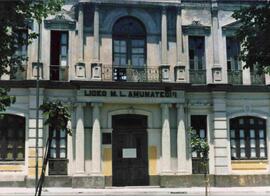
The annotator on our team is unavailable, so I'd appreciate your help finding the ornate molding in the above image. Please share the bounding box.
[44,14,76,30]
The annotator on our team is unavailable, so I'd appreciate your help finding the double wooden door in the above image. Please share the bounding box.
[112,115,149,186]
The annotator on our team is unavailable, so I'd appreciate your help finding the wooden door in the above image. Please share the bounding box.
[112,115,149,186]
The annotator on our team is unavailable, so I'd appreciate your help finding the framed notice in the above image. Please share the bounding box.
[122,148,137,158]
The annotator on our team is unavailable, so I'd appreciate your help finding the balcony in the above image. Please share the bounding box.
[251,71,265,85]
[189,69,206,84]
[102,65,161,82]
[50,65,69,81]
[228,70,242,85]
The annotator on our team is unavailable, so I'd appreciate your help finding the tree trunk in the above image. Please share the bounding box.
[35,135,52,196]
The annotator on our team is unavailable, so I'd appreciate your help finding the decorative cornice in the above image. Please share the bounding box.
[182,21,211,35]
[44,14,76,30]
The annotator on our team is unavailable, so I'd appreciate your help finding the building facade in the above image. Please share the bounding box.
[0,0,270,187]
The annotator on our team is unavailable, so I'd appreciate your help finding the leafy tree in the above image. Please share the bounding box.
[232,3,270,73]
[37,100,71,196]
[0,0,63,111]
[189,128,209,196]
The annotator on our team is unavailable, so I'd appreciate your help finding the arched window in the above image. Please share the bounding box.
[230,116,267,160]
[0,114,25,161]
[112,17,146,68]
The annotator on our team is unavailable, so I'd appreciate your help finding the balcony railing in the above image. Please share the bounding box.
[50,65,69,81]
[251,72,265,85]
[228,70,242,85]
[102,65,161,82]
[189,69,206,84]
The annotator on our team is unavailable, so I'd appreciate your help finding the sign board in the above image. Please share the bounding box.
[122,148,137,158]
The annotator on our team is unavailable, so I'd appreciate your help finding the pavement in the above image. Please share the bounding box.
[1,186,270,195]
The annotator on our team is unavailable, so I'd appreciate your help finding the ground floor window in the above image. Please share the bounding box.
[48,128,68,175]
[0,114,25,161]
[230,116,267,160]
[191,115,208,174]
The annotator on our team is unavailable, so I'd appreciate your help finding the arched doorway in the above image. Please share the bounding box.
[112,114,149,186]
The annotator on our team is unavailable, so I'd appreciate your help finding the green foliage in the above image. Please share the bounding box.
[189,128,209,160]
[0,0,64,77]
[40,100,71,135]
[232,3,270,73]
[0,88,16,112]
[0,0,63,112]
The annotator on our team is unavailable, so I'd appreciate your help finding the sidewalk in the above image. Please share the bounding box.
[1,186,270,195]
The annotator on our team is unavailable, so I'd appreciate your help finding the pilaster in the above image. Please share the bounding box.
[212,92,229,175]
[160,103,172,174]
[91,103,103,175]
[175,7,186,82]
[78,3,84,62]
[176,104,188,174]
[75,103,85,174]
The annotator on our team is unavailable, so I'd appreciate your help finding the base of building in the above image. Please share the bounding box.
[1,175,270,188]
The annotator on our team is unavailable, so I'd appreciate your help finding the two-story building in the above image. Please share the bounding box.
[0,0,270,187]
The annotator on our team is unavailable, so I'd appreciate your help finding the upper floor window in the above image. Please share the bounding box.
[188,36,206,84]
[50,31,69,81]
[226,37,240,71]
[0,114,25,161]
[12,29,28,80]
[230,116,267,160]
[188,36,205,70]
[113,17,146,68]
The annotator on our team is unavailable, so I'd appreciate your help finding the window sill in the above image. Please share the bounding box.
[231,160,268,163]
[0,161,25,165]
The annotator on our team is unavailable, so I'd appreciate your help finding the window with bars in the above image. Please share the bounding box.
[0,114,25,161]
[230,116,267,160]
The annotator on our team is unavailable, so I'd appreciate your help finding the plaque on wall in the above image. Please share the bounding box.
[122,148,137,158]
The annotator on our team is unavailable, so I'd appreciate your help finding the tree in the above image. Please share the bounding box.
[38,100,71,196]
[0,0,63,111]
[189,128,209,196]
[232,3,270,73]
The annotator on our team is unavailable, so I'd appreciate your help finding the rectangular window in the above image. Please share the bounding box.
[50,31,69,80]
[226,37,240,70]
[188,36,205,70]
[49,129,67,159]
[191,115,208,174]
[12,29,28,80]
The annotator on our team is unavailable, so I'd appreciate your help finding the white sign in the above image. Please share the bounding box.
[122,148,137,158]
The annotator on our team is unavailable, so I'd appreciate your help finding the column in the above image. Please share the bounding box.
[161,104,171,173]
[161,7,168,65]
[211,7,222,82]
[93,4,100,62]
[176,104,188,173]
[75,103,85,174]
[175,7,186,82]
[212,92,229,174]
[78,3,84,61]
[91,103,102,174]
